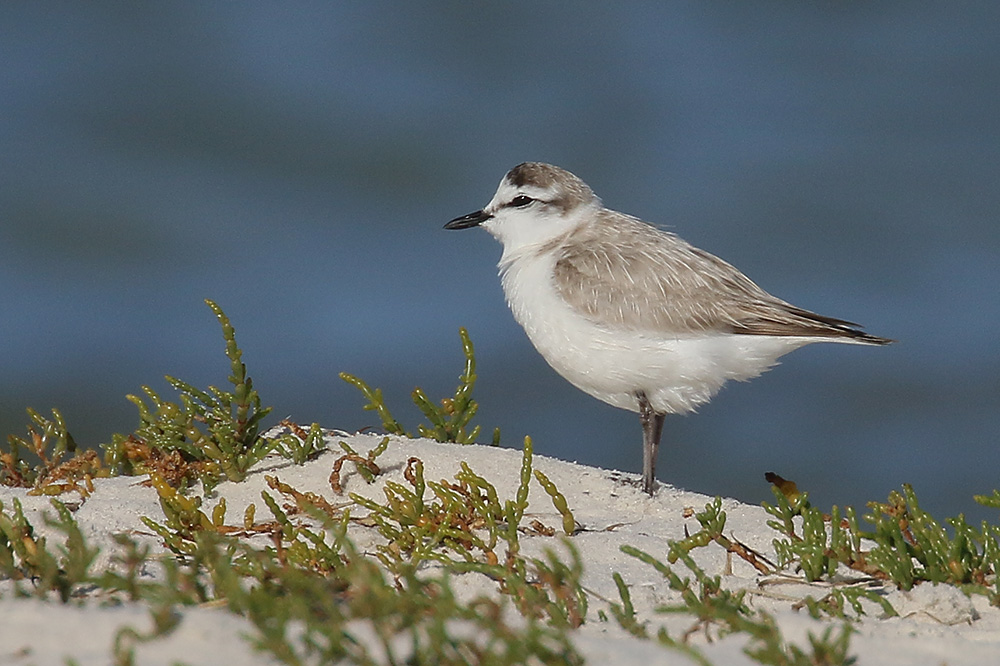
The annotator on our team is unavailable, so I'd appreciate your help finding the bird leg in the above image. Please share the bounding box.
[637,391,665,495]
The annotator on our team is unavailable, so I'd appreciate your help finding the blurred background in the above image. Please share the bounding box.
[2,3,997,519]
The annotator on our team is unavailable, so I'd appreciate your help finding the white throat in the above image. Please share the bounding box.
[484,200,599,268]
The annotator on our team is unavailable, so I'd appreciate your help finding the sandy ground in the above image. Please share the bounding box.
[2,433,998,665]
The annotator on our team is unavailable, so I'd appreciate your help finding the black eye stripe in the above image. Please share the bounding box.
[508,195,535,208]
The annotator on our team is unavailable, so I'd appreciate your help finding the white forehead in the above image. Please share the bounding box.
[485,178,552,210]
[484,163,598,214]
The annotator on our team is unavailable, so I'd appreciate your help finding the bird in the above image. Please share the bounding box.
[444,162,892,495]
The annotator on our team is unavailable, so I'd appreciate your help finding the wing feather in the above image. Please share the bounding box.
[550,212,891,344]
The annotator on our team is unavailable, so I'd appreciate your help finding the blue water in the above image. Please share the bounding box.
[2,4,998,521]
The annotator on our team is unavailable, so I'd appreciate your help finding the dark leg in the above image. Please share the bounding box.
[637,391,665,495]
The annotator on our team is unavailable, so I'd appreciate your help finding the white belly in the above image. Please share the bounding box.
[499,255,817,415]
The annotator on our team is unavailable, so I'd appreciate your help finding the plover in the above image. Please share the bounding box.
[445,162,892,495]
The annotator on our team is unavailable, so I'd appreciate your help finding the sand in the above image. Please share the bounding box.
[2,432,998,665]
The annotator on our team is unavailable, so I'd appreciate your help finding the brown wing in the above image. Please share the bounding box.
[551,212,892,344]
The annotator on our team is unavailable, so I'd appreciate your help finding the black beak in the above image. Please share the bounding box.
[444,210,492,230]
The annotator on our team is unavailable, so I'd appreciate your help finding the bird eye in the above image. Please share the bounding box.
[509,195,534,208]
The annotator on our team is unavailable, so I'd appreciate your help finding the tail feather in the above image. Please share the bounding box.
[733,304,895,344]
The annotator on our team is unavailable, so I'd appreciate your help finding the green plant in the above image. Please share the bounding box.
[764,481,1000,604]
[340,327,500,445]
[329,435,390,491]
[617,545,858,666]
[533,469,577,536]
[267,420,328,465]
[863,485,1000,594]
[764,489,872,583]
[0,497,100,601]
[130,450,587,664]
[670,496,775,574]
[795,586,896,621]
[103,300,275,490]
[346,436,552,569]
[2,408,104,496]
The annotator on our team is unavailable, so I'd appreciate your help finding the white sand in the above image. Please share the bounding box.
[2,433,999,665]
